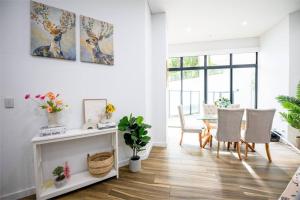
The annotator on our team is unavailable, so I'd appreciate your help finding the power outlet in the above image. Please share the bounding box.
[4,98,14,109]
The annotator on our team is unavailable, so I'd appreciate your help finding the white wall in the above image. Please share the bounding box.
[151,13,167,146]
[289,10,300,97]
[168,37,259,57]
[259,17,290,135]
[0,0,154,198]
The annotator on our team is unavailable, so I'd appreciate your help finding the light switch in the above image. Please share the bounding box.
[4,98,14,109]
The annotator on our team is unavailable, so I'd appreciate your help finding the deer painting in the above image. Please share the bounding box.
[30,2,76,60]
[80,16,114,65]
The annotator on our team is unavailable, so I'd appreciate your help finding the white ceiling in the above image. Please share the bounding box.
[148,0,300,44]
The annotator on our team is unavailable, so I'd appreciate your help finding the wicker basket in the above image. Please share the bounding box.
[87,152,114,176]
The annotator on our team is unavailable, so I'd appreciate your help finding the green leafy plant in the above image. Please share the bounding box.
[276,82,300,130]
[215,97,231,108]
[118,114,151,160]
[52,166,65,181]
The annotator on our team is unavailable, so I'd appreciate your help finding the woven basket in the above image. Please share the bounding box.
[87,152,114,176]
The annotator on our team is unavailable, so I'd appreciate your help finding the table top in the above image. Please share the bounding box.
[197,114,246,121]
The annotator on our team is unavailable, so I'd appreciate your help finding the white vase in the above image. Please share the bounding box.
[47,112,61,128]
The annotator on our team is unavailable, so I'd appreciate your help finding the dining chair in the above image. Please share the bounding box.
[213,108,244,160]
[178,105,204,148]
[203,104,217,115]
[243,109,276,162]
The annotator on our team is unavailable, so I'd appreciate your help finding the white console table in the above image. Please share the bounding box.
[31,128,119,200]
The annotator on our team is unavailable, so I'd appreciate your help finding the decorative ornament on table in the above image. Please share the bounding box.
[102,103,116,123]
[64,162,71,179]
[214,97,231,108]
[25,92,68,127]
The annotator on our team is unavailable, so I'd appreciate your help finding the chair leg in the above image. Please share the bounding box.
[198,133,202,149]
[237,142,242,161]
[265,143,272,163]
[234,142,237,150]
[210,135,213,148]
[227,142,231,150]
[245,142,248,160]
[252,143,255,151]
[217,141,220,158]
[180,131,184,145]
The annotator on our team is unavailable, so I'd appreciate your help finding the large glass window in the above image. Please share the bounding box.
[167,53,257,118]
[207,69,230,104]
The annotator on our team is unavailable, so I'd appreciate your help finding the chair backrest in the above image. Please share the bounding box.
[217,108,244,142]
[203,104,217,115]
[228,104,240,109]
[177,105,185,129]
[244,109,276,143]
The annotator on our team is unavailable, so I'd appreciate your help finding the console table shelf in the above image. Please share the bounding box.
[32,128,119,200]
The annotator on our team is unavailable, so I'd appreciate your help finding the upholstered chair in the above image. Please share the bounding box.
[214,108,244,160]
[178,105,204,148]
[243,109,276,162]
[228,104,240,109]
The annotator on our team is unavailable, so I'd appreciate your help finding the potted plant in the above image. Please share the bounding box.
[118,114,151,172]
[105,103,116,120]
[214,97,231,108]
[25,92,68,127]
[52,166,67,188]
[276,82,300,148]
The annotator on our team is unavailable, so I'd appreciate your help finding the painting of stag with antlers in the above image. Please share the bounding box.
[30,1,76,60]
[80,16,114,65]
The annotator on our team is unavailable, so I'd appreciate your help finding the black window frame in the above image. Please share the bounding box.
[168,52,258,115]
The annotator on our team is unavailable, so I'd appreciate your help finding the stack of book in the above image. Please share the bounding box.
[39,126,67,137]
[97,122,116,130]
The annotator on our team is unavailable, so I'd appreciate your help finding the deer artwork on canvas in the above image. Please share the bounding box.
[81,16,114,65]
[31,2,75,59]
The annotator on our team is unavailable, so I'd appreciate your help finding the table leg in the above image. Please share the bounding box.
[202,120,212,148]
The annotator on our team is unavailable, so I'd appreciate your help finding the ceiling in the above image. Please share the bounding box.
[148,0,300,44]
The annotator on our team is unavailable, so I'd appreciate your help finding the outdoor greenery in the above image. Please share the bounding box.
[118,114,151,160]
[276,82,300,130]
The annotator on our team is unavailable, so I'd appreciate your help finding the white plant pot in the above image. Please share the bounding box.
[47,112,61,128]
[296,137,300,149]
[54,178,67,188]
[129,158,141,172]
[288,126,300,148]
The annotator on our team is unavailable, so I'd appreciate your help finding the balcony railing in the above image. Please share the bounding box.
[168,90,239,117]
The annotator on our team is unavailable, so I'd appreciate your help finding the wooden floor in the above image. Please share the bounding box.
[24,128,300,200]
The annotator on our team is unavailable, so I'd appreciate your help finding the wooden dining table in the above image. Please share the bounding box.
[197,114,251,149]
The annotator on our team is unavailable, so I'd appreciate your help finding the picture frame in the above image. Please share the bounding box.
[83,99,107,124]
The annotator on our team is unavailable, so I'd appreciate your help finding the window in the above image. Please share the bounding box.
[207,69,230,104]
[183,70,204,115]
[167,57,180,68]
[167,53,258,118]
[232,53,256,65]
[183,56,204,67]
[207,54,229,66]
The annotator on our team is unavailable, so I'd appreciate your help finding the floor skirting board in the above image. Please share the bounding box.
[152,142,167,147]
[1,187,35,200]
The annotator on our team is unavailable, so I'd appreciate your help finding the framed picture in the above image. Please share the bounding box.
[30,1,76,60]
[83,99,107,124]
[80,15,114,65]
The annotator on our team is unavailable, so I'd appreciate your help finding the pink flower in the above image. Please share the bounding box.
[24,94,30,99]
[35,94,41,98]
[40,96,45,100]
